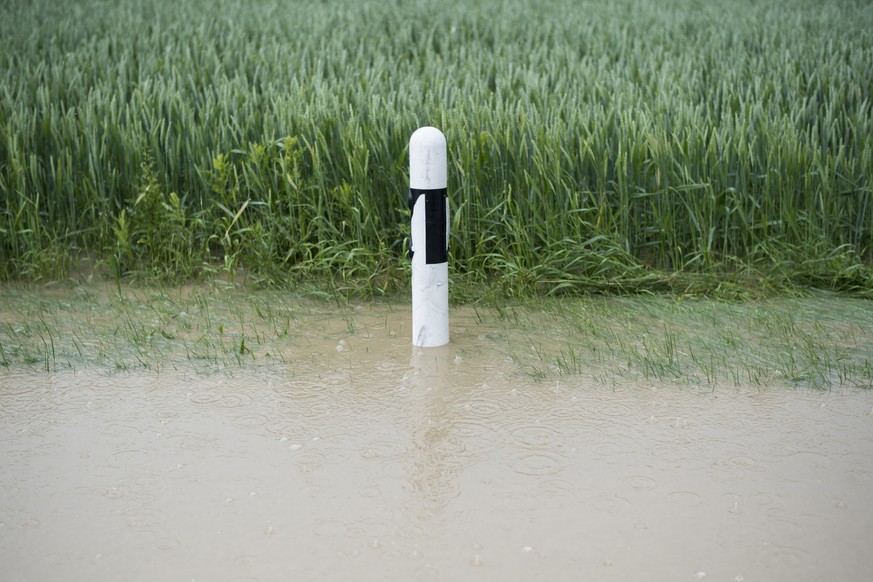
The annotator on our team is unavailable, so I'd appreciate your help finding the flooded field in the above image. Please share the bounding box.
[1,288,872,581]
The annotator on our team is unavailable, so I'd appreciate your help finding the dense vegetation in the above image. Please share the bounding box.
[1,0,871,296]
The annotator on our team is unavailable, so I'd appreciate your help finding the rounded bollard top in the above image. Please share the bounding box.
[409,126,447,190]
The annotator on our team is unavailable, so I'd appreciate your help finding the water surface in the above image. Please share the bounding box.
[2,305,873,581]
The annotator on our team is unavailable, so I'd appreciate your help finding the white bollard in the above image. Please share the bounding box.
[409,126,449,347]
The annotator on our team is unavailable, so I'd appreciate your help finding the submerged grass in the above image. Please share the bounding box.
[0,284,870,390]
[0,284,329,374]
[494,292,873,388]
[1,0,872,295]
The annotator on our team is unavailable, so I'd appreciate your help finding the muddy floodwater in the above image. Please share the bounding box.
[1,291,873,581]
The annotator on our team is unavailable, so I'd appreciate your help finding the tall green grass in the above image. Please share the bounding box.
[1,0,871,295]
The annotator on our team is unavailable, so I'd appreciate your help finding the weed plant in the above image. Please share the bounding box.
[1,0,871,295]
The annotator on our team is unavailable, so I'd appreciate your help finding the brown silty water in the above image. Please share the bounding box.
[1,299,873,581]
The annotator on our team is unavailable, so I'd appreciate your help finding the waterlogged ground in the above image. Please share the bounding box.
[1,287,873,581]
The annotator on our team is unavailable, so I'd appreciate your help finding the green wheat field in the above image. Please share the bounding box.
[1,0,871,297]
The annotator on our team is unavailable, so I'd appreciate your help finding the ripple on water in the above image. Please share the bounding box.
[429,435,469,457]
[273,374,349,402]
[338,546,361,558]
[539,476,580,495]
[361,440,408,459]
[111,448,148,464]
[313,519,350,537]
[726,455,762,471]
[230,413,270,429]
[155,407,179,420]
[546,404,579,421]
[272,382,327,402]
[776,426,833,451]
[757,544,812,569]
[666,490,702,508]
[451,420,494,440]
[397,523,426,539]
[624,475,658,491]
[298,400,334,419]
[591,441,631,457]
[0,377,41,396]
[375,361,406,374]
[163,430,220,453]
[263,420,305,437]
[96,487,125,500]
[345,517,397,538]
[649,441,696,464]
[512,451,568,476]
[108,477,160,505]
[593,401,634,418]
[591,491,632,515]
[188,391,252,408]
[841,467,873,486]
[154,537,180,551]
[509,425,564,449]
[292,451,326,473]
[123,507,167,529]
[357,485,383,498]
[402,479,463,511]
[24,399,59,413]
[233,554,258,568]
[32,441,64,455]
[779,450,832,472]
[105,418,150,437]
[458,398,504,420]
[379,546,405,560]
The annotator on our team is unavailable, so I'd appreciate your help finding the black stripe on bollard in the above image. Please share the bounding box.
[409,188,448,264]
